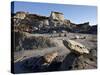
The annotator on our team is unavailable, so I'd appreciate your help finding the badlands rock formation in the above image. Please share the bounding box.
[12,11,97,73]
[50,11,64,21]
[12,11,97,34]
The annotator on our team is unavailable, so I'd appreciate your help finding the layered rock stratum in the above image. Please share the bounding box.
[12,11,97,34]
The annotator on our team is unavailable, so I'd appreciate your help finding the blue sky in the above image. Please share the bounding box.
[11,1,97,25]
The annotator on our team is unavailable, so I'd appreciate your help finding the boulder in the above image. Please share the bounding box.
[43,51,58,64]
[74,35,80,39]
[74,35,86,39]
[63,39,89,55]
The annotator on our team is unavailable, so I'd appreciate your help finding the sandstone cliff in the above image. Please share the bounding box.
[12,11,97,34]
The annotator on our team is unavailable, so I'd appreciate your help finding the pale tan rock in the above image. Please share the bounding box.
[50,11,64,21]
[15,12,28,19]
[43,19,49,26]
[64,19,71,25]
[43,51,58,64]
[63,39,89,54]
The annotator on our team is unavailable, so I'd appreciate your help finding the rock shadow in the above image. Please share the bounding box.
[14,56,62,74]
[60,52,79,70]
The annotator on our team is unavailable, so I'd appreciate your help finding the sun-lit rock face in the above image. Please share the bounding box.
[15,12,28,19]
[64,19,71,26]
[50,11,64,21]
[12,11,96,34]
[49,11,65,27]
[43,51,58,64]
[63,40,89,55]
[43,19,49,26]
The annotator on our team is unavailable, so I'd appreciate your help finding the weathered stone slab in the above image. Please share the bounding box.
[63,39,89,54]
